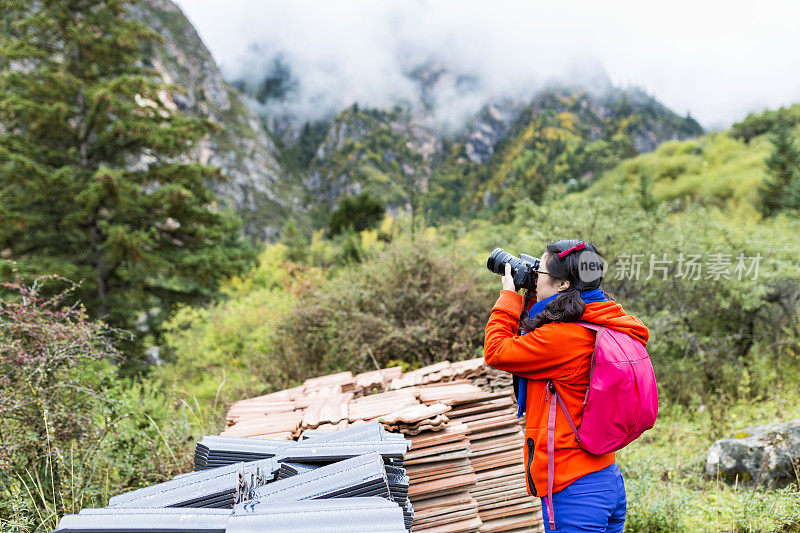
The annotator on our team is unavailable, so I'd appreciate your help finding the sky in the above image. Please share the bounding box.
[173,0,800,131]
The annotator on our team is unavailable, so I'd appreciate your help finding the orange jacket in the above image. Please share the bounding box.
[484,290,649,496]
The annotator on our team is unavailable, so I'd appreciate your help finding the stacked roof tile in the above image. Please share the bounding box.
[55,358,542,532]
[223,357,543,532]
[55,422,411,532]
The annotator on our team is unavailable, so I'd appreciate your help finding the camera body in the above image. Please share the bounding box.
[486,248,541,291]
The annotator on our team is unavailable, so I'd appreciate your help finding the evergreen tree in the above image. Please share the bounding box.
[328,192,385,237]
[0,0,255,370]
[281,217,309,263]
[760,119,800,215]
[638,174,658,212]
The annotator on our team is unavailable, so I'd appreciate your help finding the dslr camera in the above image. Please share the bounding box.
[486,248,541,291]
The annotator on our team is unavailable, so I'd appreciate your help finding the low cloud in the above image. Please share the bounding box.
[176,0,800,130]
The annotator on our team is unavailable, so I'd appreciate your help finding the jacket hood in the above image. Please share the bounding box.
[581,301,649,345]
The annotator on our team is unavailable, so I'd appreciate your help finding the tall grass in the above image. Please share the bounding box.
[619,394,800,532]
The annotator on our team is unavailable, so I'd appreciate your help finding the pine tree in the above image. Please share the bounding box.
[759,119,800,215]
[638,174,658,212]
[0,0,255,369]
[327,192,385,237]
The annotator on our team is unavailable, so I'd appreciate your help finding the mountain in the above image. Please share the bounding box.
[265,65,704,225]
[581,103,800,216]
[1,1,707,237]
[129,0,294,240]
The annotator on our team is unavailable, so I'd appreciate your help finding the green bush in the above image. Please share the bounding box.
[273,235,494,381]
[0,272,120,526]
[730,104,800,143]
[155,244,309,403]
[0,272,197,531]
[583,132,771,217]
[328,192,386,237]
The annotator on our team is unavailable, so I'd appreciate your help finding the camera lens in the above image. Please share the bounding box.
[487,248,516,275]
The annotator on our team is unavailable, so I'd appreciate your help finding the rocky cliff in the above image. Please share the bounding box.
[129,0,292,240]
[292,68,703,221]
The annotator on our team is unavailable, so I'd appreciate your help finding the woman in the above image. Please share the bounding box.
[484,239,649,532]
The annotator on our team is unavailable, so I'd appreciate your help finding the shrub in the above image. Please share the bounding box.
[0,271,120,525]
[274,236,493,381]
[156,244,318,402]
[328,193,386,237]
[0,270,197,530]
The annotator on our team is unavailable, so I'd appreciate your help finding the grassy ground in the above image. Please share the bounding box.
[618,391,800,532]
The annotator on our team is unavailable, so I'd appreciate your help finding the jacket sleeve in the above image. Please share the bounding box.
[483,290,586,380]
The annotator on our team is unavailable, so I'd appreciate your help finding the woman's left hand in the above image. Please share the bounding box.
[501,263,518,292]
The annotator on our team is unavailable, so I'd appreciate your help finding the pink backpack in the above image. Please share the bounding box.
[542,321,658,530]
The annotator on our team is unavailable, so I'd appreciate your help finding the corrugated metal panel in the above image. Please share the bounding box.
[252,452,390,503]
[109,459,277,509]
[227,497,406,533]
[194,436,287,470]
[278,441,409,463]
[54,508,228,532]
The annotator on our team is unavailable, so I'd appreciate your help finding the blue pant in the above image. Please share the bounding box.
[541,462,626,532]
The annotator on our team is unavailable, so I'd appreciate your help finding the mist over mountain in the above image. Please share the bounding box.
[124,0,705,234]
[229,38,622,144]
[0,0,703,237]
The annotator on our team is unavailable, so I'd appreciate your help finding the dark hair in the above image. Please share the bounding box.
[520,239,610,334]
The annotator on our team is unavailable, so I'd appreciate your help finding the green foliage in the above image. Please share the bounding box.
[273,236,493,382]
[283,120,329,172]
[421,149,487,225]
[306,106,427,227]
[583,132,771,218]
[0,272,119,525]
[155,244,312,402]
[328,192,385,236]
[0,272,198,530]
[0,0,255,371]
[760,119,800,216]
[637,174,657,212]
[619,397,800,532]
[730,104,800,143]
[281,217,310,263]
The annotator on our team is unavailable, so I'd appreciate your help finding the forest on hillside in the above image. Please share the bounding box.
[1,1,799,531]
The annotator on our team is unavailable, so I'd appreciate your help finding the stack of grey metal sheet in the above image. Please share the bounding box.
[194,436,286,470]
[228,497,407,533]
[385,464,413,530]
[54,497,406,533]
[270,447,413,528]
[298,422,413,529]
[253,452,391,501]
[108,459,277,509]
[54,508,230,533]
[55,423,412,532]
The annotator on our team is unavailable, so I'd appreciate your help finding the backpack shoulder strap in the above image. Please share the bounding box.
[574,321,604,385]
[544,379,581,530]
[574,320,606,333]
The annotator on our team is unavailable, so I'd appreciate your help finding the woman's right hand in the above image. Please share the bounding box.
[502,263,518,292]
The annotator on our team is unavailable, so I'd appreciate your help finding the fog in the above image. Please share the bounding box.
[175,0,800,130]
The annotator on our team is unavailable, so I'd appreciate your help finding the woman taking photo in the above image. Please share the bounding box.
[484,239,649,532]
